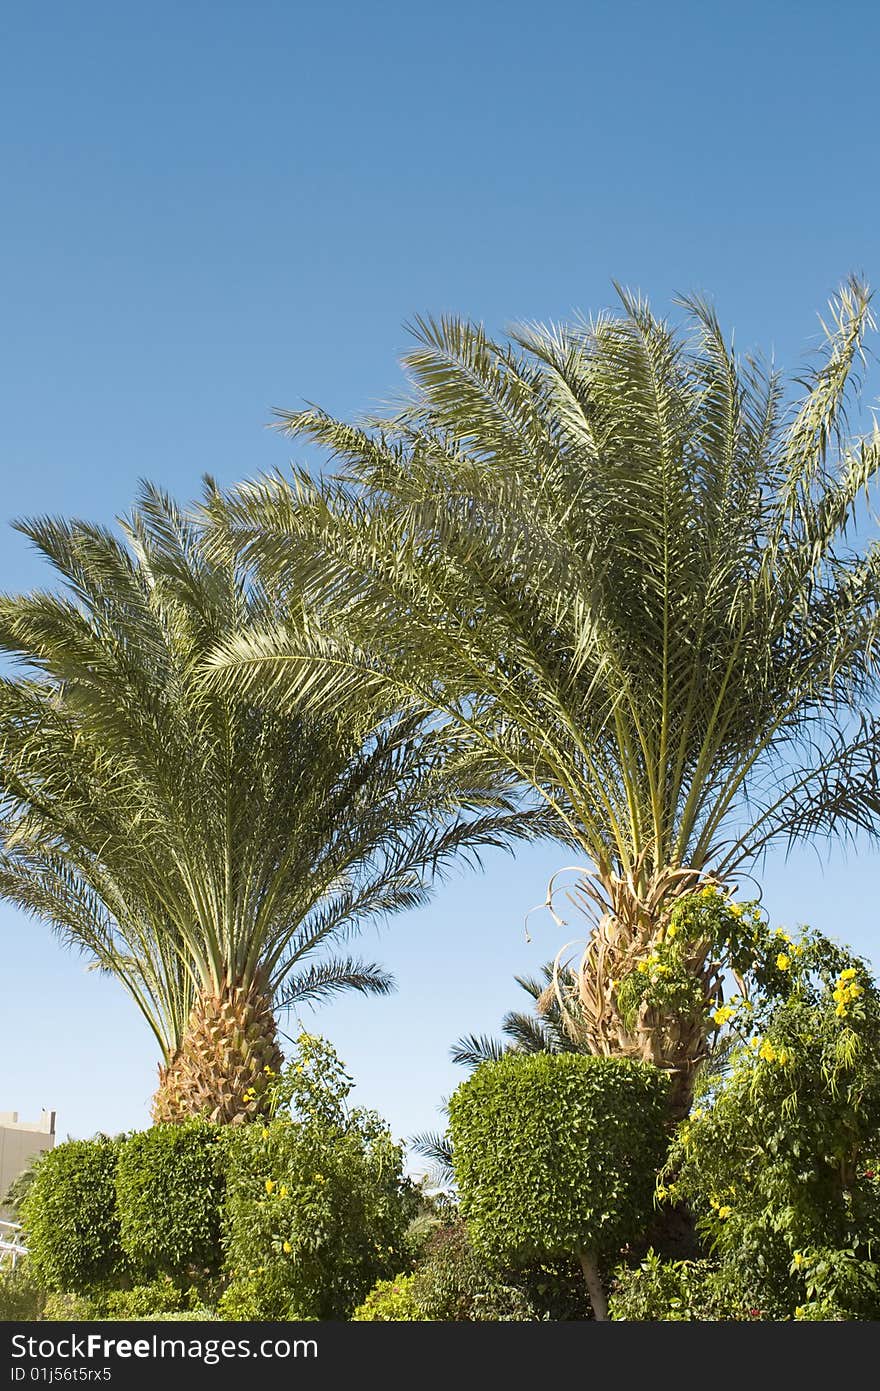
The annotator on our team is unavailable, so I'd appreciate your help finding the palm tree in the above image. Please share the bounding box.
[0,485,549,1124]
[206,279,880,1115]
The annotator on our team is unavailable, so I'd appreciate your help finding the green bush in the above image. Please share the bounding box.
[100,1277,200,1320]
[662,930,880,1320]
[222,1111,413,1320]
[41,1291,97,1320]
[448,1053,668,1319]
[406,1220,584,1321]
[20,1136,128,1294]
[609,1251,743,1321]
[0,1263,46,1320]
[351,1275,425,1321]
[116,1121,227,1280]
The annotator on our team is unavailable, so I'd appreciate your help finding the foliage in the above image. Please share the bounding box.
[0,486,543,1121]
[0,1263,46,1320]
[210,281,880,929]
[659,929,880,1319]
[100,1277,203,1320]
[208,283,880,1103]
[222,1034,417,1320]
[608,1251,745,1321]
[406,1221,582,1321]
[2,1156,39,1218]
[448,1052,668,1317]
[351,1275,426,1321]
[20,1137,128,1295]
[115,1121,228,1280]
[41,1290,96,1320]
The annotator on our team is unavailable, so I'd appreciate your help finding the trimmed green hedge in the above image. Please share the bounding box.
[448,1053,668,1291]
[116,1121,227,1280]
[20,1136,128,1294]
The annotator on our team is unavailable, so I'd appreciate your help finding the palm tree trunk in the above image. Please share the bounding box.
[152,974,283,1124]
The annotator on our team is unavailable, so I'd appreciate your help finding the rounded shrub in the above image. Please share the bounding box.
[20,1136,128,1294]
[115,1121,227,1280]
[448,1052,669,1319]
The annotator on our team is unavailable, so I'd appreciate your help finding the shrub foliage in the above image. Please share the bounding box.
[20,1136,128,1294]
[448,1052,668,1316]
[115,1121,227,1280]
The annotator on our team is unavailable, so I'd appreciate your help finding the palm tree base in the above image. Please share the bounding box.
[152,977,283,1125]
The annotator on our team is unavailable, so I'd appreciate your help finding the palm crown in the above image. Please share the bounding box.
[0,484,545,1122]
[207,279,880,1111]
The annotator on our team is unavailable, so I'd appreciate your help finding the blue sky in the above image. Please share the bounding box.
[2,0,880,1163]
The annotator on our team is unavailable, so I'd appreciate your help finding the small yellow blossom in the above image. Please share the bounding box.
[666,922,679,940]
[759,1040,777,1063]
[314,1173,326,1184]
[265,1178,275,1195]
[714,1005,735,1027]
[282,1241,292,1254]
[840,968,858,981]
[717,1205,732,1219]
[261,1127,270,1140]
[280,1185,289,1198]
[776,953,791,971]
[794,1306,805,1320]
[793,1251,805,1268]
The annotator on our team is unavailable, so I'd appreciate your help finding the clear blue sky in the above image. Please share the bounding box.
[2,0,880,1164]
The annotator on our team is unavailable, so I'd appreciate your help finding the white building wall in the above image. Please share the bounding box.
[0,1111,56,1218]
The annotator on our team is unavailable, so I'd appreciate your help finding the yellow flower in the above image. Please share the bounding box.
[794,1306,805,1320]
[717,1205,732,1219]
[666,922,679,940]
[279,1184,289,1198]
[282,1241,292,1254]
[314,1172,326,1184]
[759,1040,777,1063]
[655,1185,669,1201]
[840,968,858,981]
[793,1251,805,1268]
[637,961,650,974]
[261,1127,270,1140]
[729,903,745,919]
[265,1179,275,1195]
[713,1005,735,1027]
[776,953,791,971]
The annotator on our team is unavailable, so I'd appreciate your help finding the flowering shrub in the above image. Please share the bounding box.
[657,929,880,1319]
[221,1034,416,1320]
